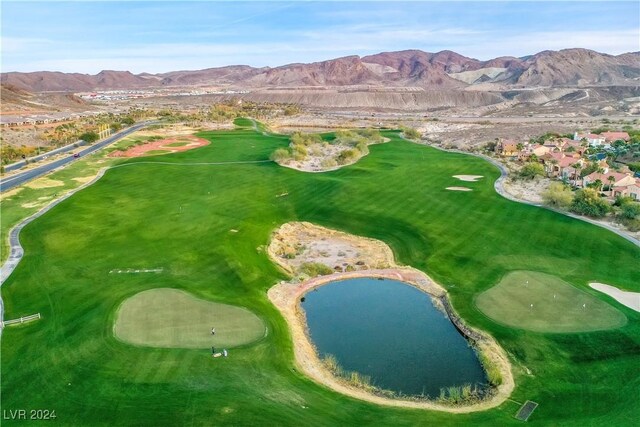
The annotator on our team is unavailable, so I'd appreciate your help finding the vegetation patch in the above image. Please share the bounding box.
[271,129,386,172]
[475,271,627,333]
[114,288,265,349]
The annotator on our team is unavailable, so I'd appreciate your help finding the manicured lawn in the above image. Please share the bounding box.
[2,125,639,426]
[475,271,627,333]
[114,288,266,348]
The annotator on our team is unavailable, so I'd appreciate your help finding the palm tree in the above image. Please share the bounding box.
[589,179,603,193]
[607,175,616,197]
[571,163,582,186]
[548,159,559,177]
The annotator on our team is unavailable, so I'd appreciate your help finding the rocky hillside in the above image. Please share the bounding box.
[1,48,638,93]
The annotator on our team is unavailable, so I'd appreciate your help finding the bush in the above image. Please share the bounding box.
[403,127,421,140]
[519,162,545,179]
[299,262,333,276]
[336,149,360,165]
[270,148,291,162]
[79,131,99,143]
[570,188,611,217]
[542,182,574,209]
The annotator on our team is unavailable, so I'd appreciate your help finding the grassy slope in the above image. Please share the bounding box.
[2,128,639,426]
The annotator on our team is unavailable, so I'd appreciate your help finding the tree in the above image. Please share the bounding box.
[121,116,135,126]
[570,188,611,217]
[79,131,99,143]
[542,182,574,209]
[586,179,604,194]
[571,163,582,186]
[607,175,616,197]
[519,162,545,179]
[516,142,524,152]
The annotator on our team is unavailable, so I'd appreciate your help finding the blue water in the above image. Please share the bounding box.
[302,278,486,397]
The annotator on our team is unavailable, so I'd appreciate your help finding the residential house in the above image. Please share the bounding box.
[542,152,583,180]
[573,132,607,147]
[613,181,640,200]
[495,139,521,156]
[600,131,630,143]
[582,171,636,193]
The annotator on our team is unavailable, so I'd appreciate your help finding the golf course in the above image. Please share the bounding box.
[2,122,639,426]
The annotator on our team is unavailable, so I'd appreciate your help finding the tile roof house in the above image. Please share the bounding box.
[600,131,630,142]
[583,171,636,190]
[613,182,640,200]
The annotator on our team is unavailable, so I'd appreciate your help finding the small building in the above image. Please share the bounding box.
[495,139,521,156]
[613,182,640,200]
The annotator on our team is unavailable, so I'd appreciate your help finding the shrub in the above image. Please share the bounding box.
[270,148,291,162]
[320,158,337,168]
[519,162,545,179]
[479,352,502,386]
[403,127,421,140]
[570,188,611,218]
[336,149,360,165]
[542,182,574,209]
[299,262,333,276]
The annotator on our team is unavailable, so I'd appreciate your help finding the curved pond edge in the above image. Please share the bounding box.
[267,267,514,413]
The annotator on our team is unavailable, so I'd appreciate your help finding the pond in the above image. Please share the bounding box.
[302,278,486,397]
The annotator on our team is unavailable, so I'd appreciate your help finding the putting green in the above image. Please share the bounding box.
[114,288,266,348]
[475,271,627,333]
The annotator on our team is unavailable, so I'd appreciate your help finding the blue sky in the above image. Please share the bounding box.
[1,1,638,73]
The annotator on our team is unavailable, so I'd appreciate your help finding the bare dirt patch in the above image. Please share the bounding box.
[267,221,514,413]
[446,187,473,192]
[590,283,640,312]
[25,178,64,189]
[72,176,96,185]
[110,135,210,158]
[502,177,551,204]
[268,221,394,275]
[453,175,484,182]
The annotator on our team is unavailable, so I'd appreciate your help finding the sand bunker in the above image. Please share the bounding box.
[446,187,473,191]
[453,175,483,182]
[267,221,514,413]
[110,135,209,158]
[590,283,640,312]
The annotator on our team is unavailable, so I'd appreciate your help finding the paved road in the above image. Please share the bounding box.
[4,139,93,173]
[0,121,156,192]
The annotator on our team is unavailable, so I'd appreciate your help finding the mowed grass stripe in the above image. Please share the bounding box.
[2,125,639,426]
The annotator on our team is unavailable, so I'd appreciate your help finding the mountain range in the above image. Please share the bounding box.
[2,48,639,93]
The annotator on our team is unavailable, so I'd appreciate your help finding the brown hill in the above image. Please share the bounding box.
[1,48,638,92]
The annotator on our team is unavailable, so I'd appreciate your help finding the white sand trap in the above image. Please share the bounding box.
[446,187,473,191]
[453,175,484,182]
[590,283,640,312]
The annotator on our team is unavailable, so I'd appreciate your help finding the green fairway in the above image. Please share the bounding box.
[114,288,266,348]
[475,271,627,333]
[164,142,189,147]
[2,124,639,426]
